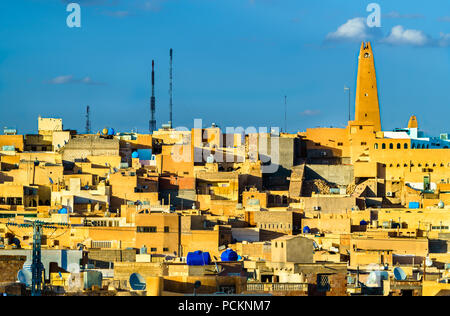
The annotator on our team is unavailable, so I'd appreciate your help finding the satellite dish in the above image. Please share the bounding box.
[393,267,407,281]
[129,273,146,291]
[425,257,433,267]
[67,263,80,274]
[17,269,32,287]
[22,261,32,272]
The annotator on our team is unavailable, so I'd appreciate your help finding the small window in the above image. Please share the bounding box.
[389,143,393,149]
[382,144,386,149]
[397,143,401,149]
[317,274,330,292]
[404,143,408,149]
[164,226,169,233]
[374,143,378,149]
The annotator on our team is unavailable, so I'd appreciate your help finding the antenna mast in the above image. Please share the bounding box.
[85,105,91,134]
[149,60,156,133]
[169,48,173,128]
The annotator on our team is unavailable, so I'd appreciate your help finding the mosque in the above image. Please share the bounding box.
[300,42,450,202]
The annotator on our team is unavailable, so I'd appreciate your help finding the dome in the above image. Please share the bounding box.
[132,151,139,159]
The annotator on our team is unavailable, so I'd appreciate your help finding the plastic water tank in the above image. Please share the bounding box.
[58,208,68,214]
[366,271,389,287]
[221,249,238,262]
[360,220,368,226]
[186,251,211,266]
[107,128,115,136]
[132,151,139,159]
[303,226,311,234]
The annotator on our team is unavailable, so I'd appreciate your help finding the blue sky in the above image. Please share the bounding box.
[0,0,449,135]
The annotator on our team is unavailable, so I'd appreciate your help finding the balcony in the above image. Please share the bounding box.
[246,282,308,292]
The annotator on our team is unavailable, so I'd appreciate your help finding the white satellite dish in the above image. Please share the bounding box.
[67,263,80,274]
[17,269,32,287]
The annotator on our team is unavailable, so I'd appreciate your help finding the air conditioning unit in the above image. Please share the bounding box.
[386,192,394,197]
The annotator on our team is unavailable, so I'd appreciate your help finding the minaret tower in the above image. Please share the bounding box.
[354,42,382,131]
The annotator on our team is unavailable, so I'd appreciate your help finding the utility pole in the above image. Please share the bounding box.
[7,220,70,296]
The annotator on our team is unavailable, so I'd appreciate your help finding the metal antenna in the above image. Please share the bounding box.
[149,60,156,133]
[284,95,287,133]
[169,48,173,128]
[85,105,91,134]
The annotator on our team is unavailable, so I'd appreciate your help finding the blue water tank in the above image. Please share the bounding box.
[186,251,211,266]
[409,202,420,209]
[137,149,152,160]
[360,220,368,226]
[221,249,238,262]
[132,151,139,159]
[107,128,115,136]
[303,226,311,234]
[58,208,68,214]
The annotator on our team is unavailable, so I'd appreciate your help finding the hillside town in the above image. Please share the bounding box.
[0,42,449,296]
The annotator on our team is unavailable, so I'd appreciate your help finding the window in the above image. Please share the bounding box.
[150,248,157,252]
[389,143,393,149]
[137,226,157,233]
[374,143,378,149]
[338,142,343,146]
[164,226,170,233]
[397,143,401,149]
[317,274,330,292]
[382,144,386,149]
[404,143,408,149]
[163,248,169,252]
[361,142,367,146]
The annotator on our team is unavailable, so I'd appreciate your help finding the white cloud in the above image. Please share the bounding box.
[326,17,382,42]
[382,25,430,46]
[46,75,105,85]
[47,75,74,84]
[301,109,321,116]
[384,11,423,19]
[438,32,450,47]
[326,18,368,41]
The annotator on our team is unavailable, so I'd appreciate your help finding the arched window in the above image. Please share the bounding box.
[389,143,393,149]
[374,143,378,149]
[404,143,408,149]
[382,143,386,149]
[397,143,401,149]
